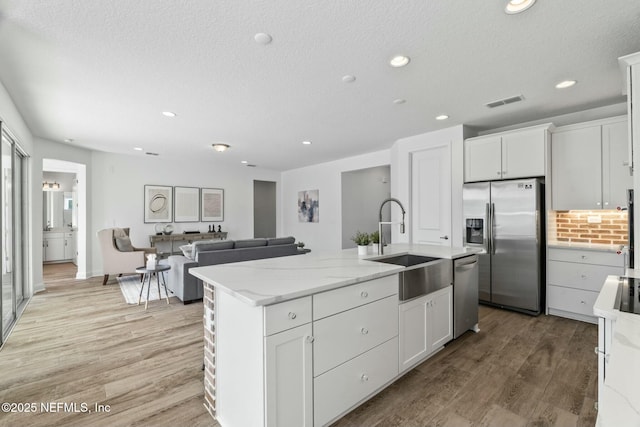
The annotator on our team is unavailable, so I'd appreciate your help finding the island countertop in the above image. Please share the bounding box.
[189,243,481,306]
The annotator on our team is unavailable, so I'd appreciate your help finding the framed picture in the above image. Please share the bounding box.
[201,188,224,221]
[144,185,173,223]
[298,189,319,223]
[174,186,200,222]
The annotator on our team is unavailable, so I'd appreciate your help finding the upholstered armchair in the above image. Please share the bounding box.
[97,228,156,285]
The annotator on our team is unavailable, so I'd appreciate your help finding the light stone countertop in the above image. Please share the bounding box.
[594,272,640,427]
[189,243,481,307]
[548,241,624,253]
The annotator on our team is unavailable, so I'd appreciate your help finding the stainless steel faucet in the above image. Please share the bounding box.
[378,198,406,255]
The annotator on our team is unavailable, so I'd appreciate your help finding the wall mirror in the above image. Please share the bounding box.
[43,191,75,230]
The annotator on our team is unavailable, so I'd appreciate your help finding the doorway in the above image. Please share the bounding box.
[42,159,87,281]
[341,165,391,249]
[253,180,277,238]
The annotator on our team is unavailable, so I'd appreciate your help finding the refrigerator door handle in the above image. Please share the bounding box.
[485,203,491,253]
[490,202,496,255]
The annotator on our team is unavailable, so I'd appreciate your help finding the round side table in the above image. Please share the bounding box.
[135,264,171,309]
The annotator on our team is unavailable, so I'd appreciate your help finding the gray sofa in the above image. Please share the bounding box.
[167,236,303,303]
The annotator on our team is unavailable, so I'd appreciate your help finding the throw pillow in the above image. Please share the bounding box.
[115,236,134,252]
[179,244,194,260]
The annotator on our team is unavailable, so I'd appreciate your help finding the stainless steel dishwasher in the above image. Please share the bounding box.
[453,254,480,338]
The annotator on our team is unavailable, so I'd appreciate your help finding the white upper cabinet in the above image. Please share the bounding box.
[551,117,631,211]
[464,136,502,182]
[464,124,551,182]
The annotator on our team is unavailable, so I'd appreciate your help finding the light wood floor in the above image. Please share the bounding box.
[0,265,597,427]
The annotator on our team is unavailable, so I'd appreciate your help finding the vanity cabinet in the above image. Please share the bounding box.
[398,285,453,373]
[464,124,551,182]
[43,232,64,261]
[547,247,624,323]
[551,117,631,210]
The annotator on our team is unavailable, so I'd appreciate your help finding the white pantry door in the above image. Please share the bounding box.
[411,145,452,246]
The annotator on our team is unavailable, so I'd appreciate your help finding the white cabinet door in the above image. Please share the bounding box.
[411,145,452,246]
[398,286,453,373]
[64,233,76,260]
[428,286,453,353]
[501,127,546,179]
[464,136,502,182]
[265,323,313,427]
[398,295,429,373]
[602,120,632,209]
[551,126,602,210]
[44,236,64,261]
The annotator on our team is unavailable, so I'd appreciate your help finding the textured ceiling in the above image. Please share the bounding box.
[0,0,639,171]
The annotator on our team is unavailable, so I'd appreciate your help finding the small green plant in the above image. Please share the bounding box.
[351,231,370,246]
[370,230,380,244]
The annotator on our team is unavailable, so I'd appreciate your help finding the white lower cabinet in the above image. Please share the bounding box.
[314,337,398,427]
[547,248,624,323]
[265,323,313,427]
[399,285,453,373]
[43,233,64,261]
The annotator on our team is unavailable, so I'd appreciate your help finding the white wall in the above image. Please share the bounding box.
[281,150,391,253]
[89,152,281,277]
[391,125,467,247]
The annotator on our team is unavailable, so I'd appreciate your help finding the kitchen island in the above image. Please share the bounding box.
[190,243,480,427]
[594,272,640,427]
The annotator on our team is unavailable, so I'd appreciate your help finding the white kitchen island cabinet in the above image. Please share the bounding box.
[191,243,481,427]
[464,123,552,182]
[551,117,630,211]
[398,285,453,373]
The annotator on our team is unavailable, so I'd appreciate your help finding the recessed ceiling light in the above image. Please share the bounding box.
[505,0,536,14]
[134,147,143,151]
[241,160,248,164]
[342,75,356,83]
[435,115,449,120]
[393,99,406,105]
[162,111,176,117]
[390,55,410,68]
[212,143,230,152]
[254,33,273,45]
[302,140,312,145]
[555,80,577,89]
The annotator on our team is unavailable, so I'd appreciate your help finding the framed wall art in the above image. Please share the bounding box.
[144,185,173,223]
[298,189,319,223]
[201,188,224,222]
[174,186,200,222]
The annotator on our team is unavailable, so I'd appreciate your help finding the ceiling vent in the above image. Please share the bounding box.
[485,95,524,109]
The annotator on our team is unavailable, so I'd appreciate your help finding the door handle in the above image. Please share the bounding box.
[440,235,449,240]
[457,260,478,270]
[485,203,491,253]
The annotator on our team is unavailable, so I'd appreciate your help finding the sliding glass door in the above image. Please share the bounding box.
[1,125,27,345]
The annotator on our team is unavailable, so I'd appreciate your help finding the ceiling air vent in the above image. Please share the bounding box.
[485,95,525,109]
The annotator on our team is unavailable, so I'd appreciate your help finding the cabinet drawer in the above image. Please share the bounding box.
[314,337,398,427]
[548,260,623,292]
[264,296,312,336]
[547,285,599,317]
[313,275,397,320]
[548,248,623,267]
[313,295,398,376]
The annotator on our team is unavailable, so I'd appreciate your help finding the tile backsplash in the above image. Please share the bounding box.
[549,210,628,245]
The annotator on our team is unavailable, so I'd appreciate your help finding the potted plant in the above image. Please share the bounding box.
[370,230,380,254]
[351,231,370,256]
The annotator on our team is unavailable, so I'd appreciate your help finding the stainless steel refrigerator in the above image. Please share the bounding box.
[462,178,544,315]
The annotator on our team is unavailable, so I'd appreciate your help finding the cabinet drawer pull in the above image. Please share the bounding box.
[360,291,368,298]
[360,327,369,335]
[305,336,315,343]
[288,312,297,320]
[581,274,588,279]
[360,374,369,382]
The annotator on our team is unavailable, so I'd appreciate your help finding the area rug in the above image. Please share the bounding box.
[117,274,171,305]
